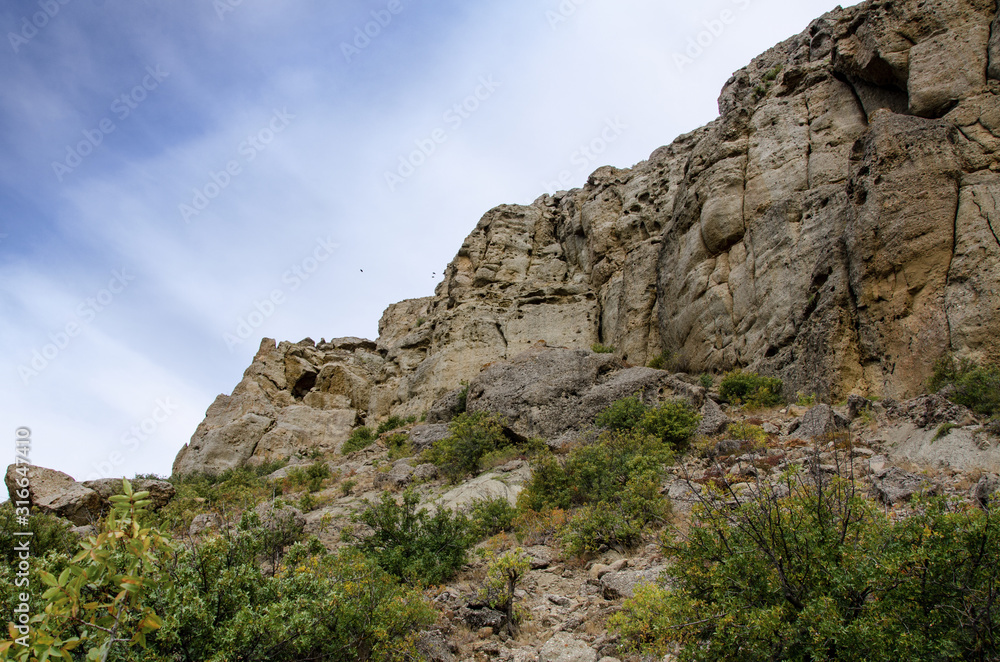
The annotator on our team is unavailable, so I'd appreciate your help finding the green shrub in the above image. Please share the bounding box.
[610,472,1000,661]
[155,467,272,534]
[719,369,784,407]
[376,415,408,435]
[478,548,531,633]
[596,395,700,450]
[929,355,1000,416]
[455,382,469,415]
[468,495,518,539]
[648,350,672,370]
[425,411,516,482]
[386,432,413,460]
[560,474,668,555]
[342,426,376,454]
[347,489,474,585]
[0,502,76,565]
[699,373,714,390]
[591,342,616,354]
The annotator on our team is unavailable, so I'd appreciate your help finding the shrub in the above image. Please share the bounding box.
[478,549,531,633]
[596,395,700,450]
[342,426,376,454]
[376,415,408,435]
[386,432,413,460]
[455,382,469,415]
[284,460,332,492]
[513,508,568,546]
[468,495,518,539]
[347,489,474,585]
[929,355,1000,416]
[0,503,76,565]
[719,369,784,408]
[610,469,1000,661]
[699,373,714,390]
[591,343,616,354]
[425,411,516,482]
[560,474,669,556]
[648,351,672,370]
[154,467,272,534]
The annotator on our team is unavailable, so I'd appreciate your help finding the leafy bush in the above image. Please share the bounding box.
[285,460,332,493]
[455,382,469,415]
[348,489,474,585]
[0,503,76,565]
[478,549,531,633]
[596,395,700,450]
[386,432,413,460]
[468,495,518,539]
[513,507,568,547]
[376,415,410,435]
[519,431,671,554]
[648,351,673,370]
[610,470,1000,661]
[929,355,1000,416]
[699,373,714,390]
[718,369,784,408]
[342,426,376,454]
[591,342,616,354]
[154,467,273,534]
[425,411,518,482]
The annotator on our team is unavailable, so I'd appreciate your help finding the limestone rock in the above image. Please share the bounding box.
[971,474,999,509]
[600,567,664,600]
[990,6,1000,80]
[408,424,451,451]
[890,394,971,429]
[189,512,224,537]
[539,633,598,662]
[83,478,176,511]
[5,465,102,526]
[870,467,941,505]
[466,346,700,441]
[794,404,850,440]
[696,398,730,437]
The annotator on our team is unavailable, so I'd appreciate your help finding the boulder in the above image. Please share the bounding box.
[189,513,224,537]
[426,387,466,424]
[847,395,873,420]
[870,467,941,506]
[696,398,730,437]
[794,404,850,440]
[460,605,506,630]
[254,502,306,537]
[83,478,176,511]
[539,633,598,662]
[5,465,102,526]
[373,462,415,490]
[600,567,663,600]
[412,463,440,482]
[408,424,451,451]
[890,395,970,429]
[971,474,999,510]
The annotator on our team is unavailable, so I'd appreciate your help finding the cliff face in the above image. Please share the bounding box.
[173,0,1000,475]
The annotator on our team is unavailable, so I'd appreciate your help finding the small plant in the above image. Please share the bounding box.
[595,395,700,450]
[342,426,376,454]
[305,460,332,492]
[377,416,408,435]
[513,508,568,546]
[478,548,531,634]
[298,492,318,512]
[929,355,1000,416]
[726,421,768,449]
[699,373,714,390]
[416,317,426,327]
[648,351,673,370]
[719,369,784,408]
[591,342,616,354]
[340,479,357,497]
[347,489,474,585]
[796,391,817,406]
[424,411,517,482]
[934,422,958,440]
[596,394,648,432]
[455,382,469,415]
[386,432,413,461]
[468,495,518,539]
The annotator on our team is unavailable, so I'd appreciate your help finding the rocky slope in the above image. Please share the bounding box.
[174,0,999,475]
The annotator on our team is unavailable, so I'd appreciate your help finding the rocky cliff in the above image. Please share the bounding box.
[173,0,1000,475]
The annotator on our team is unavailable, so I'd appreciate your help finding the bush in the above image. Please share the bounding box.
[285,460,332,493]
[376,415,409,435]
[591,343,616,354]
[154,467,273,534]
[0,503,76,565]
[610,469,1000,661]
[519,431,671,554]
[348,489,474,585]
[596,395,700,450]
[718,369,784,408]
[468,495,518,539]
[478,549,531,633]
[342,426,376,454]
[929,355,1000,416]
[648,351,672,370]
[425,411,517,482]
[699,373,714,390]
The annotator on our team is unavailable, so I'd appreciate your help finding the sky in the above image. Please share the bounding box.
[0,0,862,482]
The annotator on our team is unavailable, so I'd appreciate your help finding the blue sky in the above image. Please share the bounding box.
[0,0,859,480]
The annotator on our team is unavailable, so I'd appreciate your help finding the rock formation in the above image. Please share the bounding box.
[174,0,1000,475]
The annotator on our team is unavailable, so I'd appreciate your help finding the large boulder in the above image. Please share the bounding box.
[465,346,702,441]
[5,465,102,526]
[539,633,598,662]
[793,404,850,440]
[83,478,176,511]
